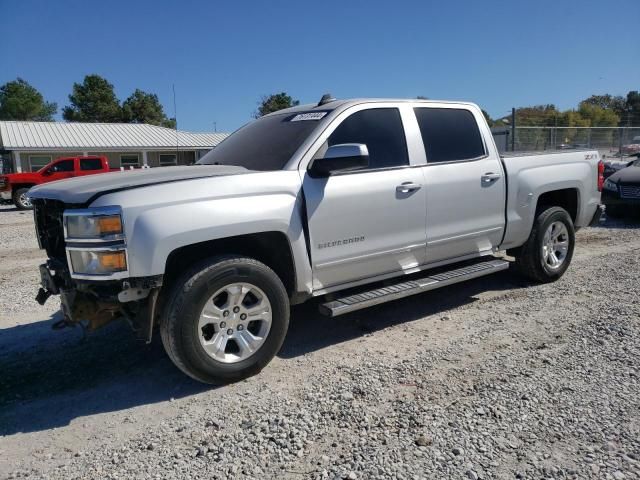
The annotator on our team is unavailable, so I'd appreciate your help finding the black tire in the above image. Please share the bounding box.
[513,206,575,283]
[605,204,624,218]
[160,255,289,384]
[12,187,33,210]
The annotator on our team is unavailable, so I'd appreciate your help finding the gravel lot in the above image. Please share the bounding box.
[0,204,639,480]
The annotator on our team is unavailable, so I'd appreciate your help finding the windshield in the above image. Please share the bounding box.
[198,111,329,171]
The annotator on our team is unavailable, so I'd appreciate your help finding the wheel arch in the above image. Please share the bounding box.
[535,187,579,223]
[163,231,298,301]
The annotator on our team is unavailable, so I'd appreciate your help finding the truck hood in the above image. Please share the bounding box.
[609,166,640,184]
[28,165,248,204]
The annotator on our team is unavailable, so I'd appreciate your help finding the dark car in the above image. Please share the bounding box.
[603,158,636,179]
[602,158,640,217]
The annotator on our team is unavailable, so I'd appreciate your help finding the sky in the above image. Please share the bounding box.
[1,0,639,133]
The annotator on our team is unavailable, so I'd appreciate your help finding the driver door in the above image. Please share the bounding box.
[45,159,76,181]
[302,106,427,291]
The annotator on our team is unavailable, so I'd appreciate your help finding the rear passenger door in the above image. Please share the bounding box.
[302,106,427,291]
[414,106,506,263]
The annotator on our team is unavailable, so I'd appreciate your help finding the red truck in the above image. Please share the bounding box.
[0,156,116,209]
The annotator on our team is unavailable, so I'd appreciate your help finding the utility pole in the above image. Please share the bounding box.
[511,107,516,152]
[213,121,217,133]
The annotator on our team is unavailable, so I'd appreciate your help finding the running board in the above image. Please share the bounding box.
[319,259,510,317]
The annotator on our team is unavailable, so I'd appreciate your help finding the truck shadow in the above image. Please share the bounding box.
[0,312,209,436]
[593,213,640,229]
[0,270,527,436]
[280,269,526,359]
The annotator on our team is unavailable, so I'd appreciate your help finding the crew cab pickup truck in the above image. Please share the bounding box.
[28,97,604,384]
[0,156,114,209]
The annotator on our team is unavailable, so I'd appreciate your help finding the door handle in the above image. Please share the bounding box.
[482,172,501,183]
[396,182,422,193]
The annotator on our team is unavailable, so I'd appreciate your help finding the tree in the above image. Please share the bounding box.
[0,78,57,121]
[254,92,299,118]
[580,94,626,117]
[63,74,122,122]
[122,89,176,128]
[624,91,640,125]
[577,103,619,127]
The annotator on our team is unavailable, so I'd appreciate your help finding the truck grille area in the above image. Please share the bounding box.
[620,184,640,199]
[32,199,69,265]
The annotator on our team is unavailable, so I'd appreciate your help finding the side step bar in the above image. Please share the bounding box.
[319,258,510,317]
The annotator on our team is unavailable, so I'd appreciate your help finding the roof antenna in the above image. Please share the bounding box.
[317,93,335,106]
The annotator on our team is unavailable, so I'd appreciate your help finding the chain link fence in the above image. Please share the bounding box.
[492,127,640,159]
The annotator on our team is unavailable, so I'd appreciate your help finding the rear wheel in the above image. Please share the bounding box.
[513,206,575,283]
[12,187,33,210]
[160,255,289,384]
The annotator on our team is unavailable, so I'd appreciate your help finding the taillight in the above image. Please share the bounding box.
[597,160,604,192]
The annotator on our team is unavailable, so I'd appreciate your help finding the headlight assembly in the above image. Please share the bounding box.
[603,179,618,192]
[68,248,127,275]
[63,206,128,279]
[64,207,124,240]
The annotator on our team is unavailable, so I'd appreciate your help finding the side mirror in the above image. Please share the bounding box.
[42,168,52,176]
[308,143,369,178]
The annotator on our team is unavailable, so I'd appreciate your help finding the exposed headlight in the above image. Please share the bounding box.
[68,249,127,275]
[64,207,123,240]
[603,179,618,192]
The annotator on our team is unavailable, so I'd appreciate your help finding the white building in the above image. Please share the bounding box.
[0,121,228,173]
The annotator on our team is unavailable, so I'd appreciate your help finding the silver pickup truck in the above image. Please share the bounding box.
[29,97,604,384]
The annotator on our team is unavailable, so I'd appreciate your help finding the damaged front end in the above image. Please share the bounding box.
[33,199,162,342]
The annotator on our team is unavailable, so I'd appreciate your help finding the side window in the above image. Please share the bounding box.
[414,108,485,163]
[50,159,74,172]
[327,108,409,170]
[80,158,103,171]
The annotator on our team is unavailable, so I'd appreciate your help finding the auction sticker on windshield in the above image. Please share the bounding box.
[290,112,328,122]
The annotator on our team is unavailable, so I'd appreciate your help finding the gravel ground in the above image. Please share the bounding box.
[0,204,639,480]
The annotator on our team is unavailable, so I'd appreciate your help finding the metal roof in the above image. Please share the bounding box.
[0,121,228,150]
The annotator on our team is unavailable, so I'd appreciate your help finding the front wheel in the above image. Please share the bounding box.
[513,206,575,283]
[160,255,290,384]
[12,187,33,210]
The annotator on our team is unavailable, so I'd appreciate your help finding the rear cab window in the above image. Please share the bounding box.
[80,158,103,171]
[414,107,485,163]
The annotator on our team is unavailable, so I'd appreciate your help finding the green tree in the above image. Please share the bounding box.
[580,94,626,117]
[516,104,560,127]
[577,103,619,127]
[122,89,176,128]
[624,91,640,125]
[0,78,57,121]
[62,74,122,122]
[254,92,299,118]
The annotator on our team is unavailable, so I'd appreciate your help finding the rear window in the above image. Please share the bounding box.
[80,158,103,171]
[414,108,485,163]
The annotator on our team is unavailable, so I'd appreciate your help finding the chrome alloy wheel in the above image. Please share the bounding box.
[197,283,272,364]
[19,192,32,208]
[541,221,569,270]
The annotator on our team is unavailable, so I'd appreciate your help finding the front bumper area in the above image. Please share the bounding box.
[0,189,11,201]
[601,190,640,209]
[38,259,163,342]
